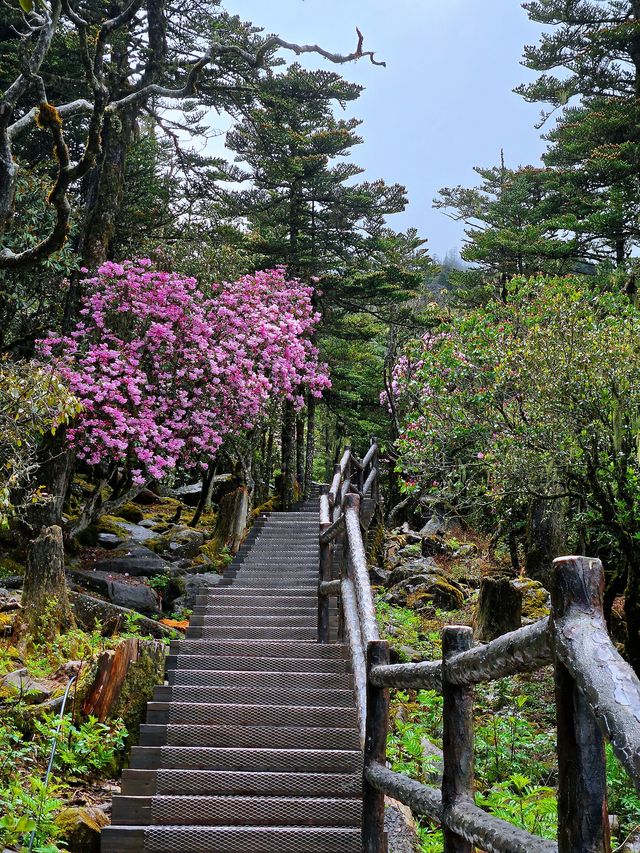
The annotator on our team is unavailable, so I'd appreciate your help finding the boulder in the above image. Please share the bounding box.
[106,580,160,616]
[1,669,58,704]
[421,534,452,558]
[0,588,21,612]
[166,527,205,559]
[97,533,122,550]
[114,503,145,523]
[169,481,203,506]
[112,521,157,543]
[386,569,465,611]
[397,542,422,560]
[55,806,109,853]
[513,577,551,621]
[453,543,478,559]
[384,797,419,853]
[387,558,438,589]
[181,572,222,608]
[96,544,171,577]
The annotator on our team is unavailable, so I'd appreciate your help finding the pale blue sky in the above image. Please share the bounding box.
[216,1,548,259]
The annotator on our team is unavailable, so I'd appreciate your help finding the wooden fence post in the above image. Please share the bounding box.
[363,639,390,853]
[442,626,474,853]
[318,485,332,644]
[370,435,380,503]
[552,556,611,853]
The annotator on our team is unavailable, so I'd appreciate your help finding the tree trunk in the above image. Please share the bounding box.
[264,427,274,501]
[296,411,305,494]
[280,401,297,510]
[62,107,136,332]
[525,497,566,589]
[20,525,73,640]
[625,568,640,674]
[304,394,316,499]
[22,429,73,534]
[190,463,217,527]
[474,576,522,642]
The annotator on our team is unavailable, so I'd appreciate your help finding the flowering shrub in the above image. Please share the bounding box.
[41,261,329,486]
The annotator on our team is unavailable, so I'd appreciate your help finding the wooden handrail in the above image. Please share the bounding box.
[316,443,640,852]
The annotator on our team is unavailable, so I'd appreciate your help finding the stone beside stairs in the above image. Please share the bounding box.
[102,488,364,853]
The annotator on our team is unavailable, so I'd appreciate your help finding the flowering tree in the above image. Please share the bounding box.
[41,261,329,532]
[387,275,640,669]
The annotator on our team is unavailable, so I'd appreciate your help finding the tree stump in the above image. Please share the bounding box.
[20,525,73,640]
[474,576,522,642]
[82,637,167,740]
[212,486,249,554]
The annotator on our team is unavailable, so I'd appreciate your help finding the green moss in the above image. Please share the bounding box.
[515,578,550,620]
[0,556,24,577]
[114,503,144,523]
[111,644,166,749]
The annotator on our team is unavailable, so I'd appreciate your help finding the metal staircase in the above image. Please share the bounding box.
[102,486,364,853]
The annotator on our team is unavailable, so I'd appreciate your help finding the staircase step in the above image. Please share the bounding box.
[153,684,355,706]
[102,825,362,852]
[166,669,353,690]
[112,794,362,827]
[129,746,363,774]
[189,615,317,627]
[121,768,362,797]
[168,640,345,658]
[191,605,317,617]
[103,502,365,851]
[139,723,361,750]
[198,587,317,597]
[185,626,317,640]
[166,655,347,674]
[146,702,358,729]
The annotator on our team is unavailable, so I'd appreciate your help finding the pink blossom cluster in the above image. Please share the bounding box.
[41,261,329,484]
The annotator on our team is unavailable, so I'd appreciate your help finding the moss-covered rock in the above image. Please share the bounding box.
[114,503,145,524]
[513,577,551,621]
[55,805,109,853]
[0,555,24,577]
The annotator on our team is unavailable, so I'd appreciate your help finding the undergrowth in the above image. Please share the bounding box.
[379,600,640,849]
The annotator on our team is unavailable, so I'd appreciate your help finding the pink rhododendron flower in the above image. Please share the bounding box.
[40,262,330,484]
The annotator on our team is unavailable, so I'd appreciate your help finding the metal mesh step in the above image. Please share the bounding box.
[121,768,362,798]
[102,825,362,853]
[185,626,317,640]
[192,605,317,617]
[112,794,361,827]
[153,685,355,706]
[168,640,345,658]
[166,669,353,690]
[166,656,348,675]
[129,746,363,774]
[140,723,361,750]
[189,615,316,627]
[198,587,316,597]
[147,702,357,729]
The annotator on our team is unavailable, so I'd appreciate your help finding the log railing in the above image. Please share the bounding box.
[317,443,640,853]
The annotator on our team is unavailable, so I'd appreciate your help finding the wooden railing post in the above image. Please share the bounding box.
[552,556,611,853]
[442,626,474,853]
[318,485,332,644]
[363,638,390,853]
[372,437,380,503]
[332,463,342,522]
